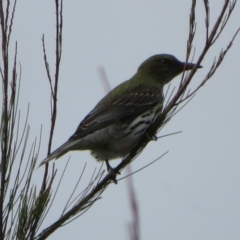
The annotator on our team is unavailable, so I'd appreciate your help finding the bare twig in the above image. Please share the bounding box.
[41,0,63,194]
[126,165,140,240]
[42,35,54,97]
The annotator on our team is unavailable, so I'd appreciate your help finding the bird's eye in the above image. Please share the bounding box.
[161,58,169,65]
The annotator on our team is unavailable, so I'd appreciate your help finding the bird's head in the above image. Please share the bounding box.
[137,54,202,85]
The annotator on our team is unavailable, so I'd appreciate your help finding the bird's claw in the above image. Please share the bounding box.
[105,160,120,184]
[146,132,158,141]
[107,167,118,184]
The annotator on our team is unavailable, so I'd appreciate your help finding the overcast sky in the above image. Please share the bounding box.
[8,1,240,239]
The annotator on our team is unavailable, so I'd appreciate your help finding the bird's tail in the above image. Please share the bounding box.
[38,141,76,167]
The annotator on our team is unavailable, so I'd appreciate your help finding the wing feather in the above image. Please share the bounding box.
[69,86,163,141]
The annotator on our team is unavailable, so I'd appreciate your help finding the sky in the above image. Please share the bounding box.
[5,1,240,239]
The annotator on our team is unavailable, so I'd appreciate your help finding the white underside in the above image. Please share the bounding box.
[73,104,162,161]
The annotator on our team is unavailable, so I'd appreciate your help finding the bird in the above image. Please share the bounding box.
[39,54,202,173]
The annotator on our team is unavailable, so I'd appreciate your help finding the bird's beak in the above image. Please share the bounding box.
[179,61,203,70]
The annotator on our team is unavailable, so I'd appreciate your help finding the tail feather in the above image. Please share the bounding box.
[38,141,75,167]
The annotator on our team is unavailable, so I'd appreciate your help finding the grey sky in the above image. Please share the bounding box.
[9,1,240,239]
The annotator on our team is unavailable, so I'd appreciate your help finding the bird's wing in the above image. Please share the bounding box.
[69,87,163,141]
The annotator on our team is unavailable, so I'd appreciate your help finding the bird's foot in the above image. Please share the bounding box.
[146,132,158,141]
[105,160,120,184]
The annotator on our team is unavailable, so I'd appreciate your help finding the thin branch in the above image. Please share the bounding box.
[41,0,63,194]
[118,152,168,181]
[42,35,53,97]
[126,165,140,240]
[7,0,17,48]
